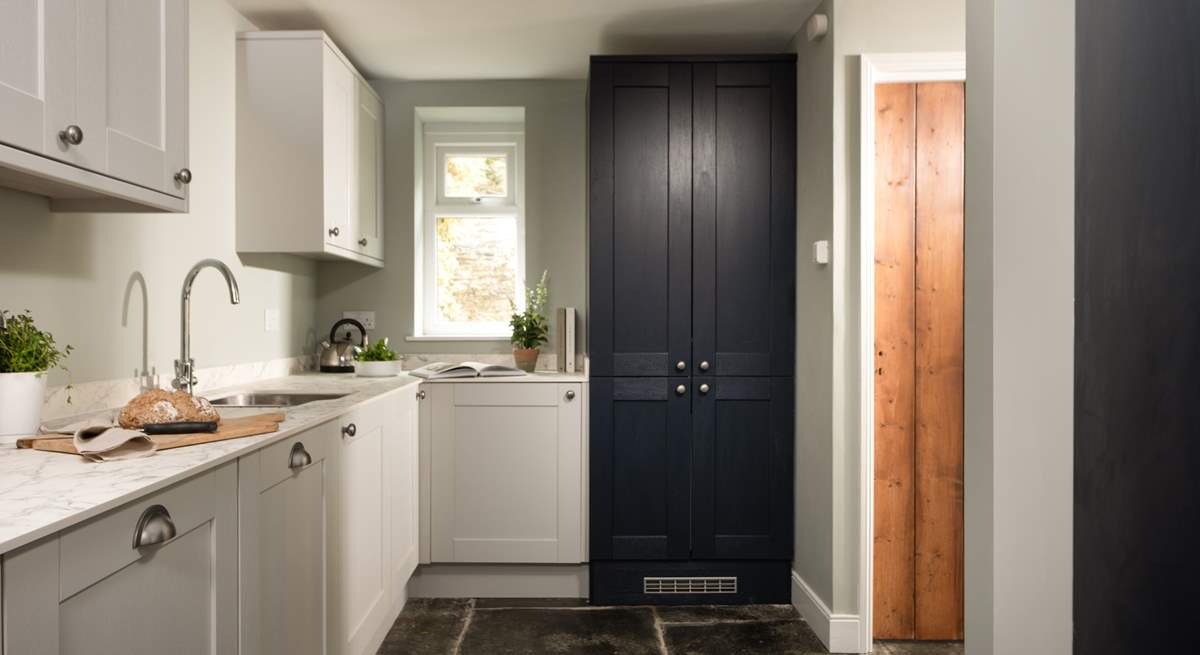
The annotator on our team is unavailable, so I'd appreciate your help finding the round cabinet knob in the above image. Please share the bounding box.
[174,168,192,185]
[288,442,312,470]
[359,237,368,247]
[699,383,711,395]
[417,389,427,400]
[328,227,340,237]
[676,360,687,371]
[59,125,84,146]
[565,390,576,400]
[675,384,687,396]
[699,360,711,372]
[341,423,357,437]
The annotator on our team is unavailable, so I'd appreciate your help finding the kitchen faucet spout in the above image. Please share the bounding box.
[173,259,240,394]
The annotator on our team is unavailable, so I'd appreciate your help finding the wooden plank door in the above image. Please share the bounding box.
[692,377,793,560]
[692,62,796,378]
[588,62,692,377]
[873,81,964,641]
[589,378,691,561]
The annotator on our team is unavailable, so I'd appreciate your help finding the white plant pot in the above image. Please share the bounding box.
[355,360,401,378]
[0,371,49,440]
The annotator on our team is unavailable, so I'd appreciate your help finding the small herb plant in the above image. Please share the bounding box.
[0,310,73,375]
[357,337,397,362]
[510,270,550,350]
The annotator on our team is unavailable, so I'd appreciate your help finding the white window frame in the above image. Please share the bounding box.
[417,122,525,338]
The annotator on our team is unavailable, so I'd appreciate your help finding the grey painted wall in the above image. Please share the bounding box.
[790,0,965,618]
[965,0,1074,653]
[0,0,318,387]
[316,80,587,357]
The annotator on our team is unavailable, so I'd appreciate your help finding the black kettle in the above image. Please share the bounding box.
[319,318,367,373]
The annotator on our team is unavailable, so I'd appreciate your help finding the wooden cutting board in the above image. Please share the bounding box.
[16,412,287,456]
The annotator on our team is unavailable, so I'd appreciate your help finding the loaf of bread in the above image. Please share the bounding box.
[118,389,220,429]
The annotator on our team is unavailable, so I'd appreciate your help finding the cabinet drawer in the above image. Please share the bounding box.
[258,422,334,491]
[453,382,560,406]
[57,466,222,600]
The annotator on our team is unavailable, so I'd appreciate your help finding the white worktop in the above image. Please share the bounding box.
[0,372,421,555]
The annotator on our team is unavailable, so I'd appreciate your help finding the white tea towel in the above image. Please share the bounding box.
[42,415,157,461]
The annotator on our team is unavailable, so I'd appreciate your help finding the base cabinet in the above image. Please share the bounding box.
[428,381,585,564]
[1,462,239,655]
[239,423,337,655]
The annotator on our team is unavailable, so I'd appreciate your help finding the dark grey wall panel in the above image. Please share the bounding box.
[1076,2,1200,652]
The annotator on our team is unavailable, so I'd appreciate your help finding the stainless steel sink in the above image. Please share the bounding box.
[208,392,349,407]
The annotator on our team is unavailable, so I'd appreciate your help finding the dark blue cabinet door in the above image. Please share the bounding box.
[692,62,796,378]
[589,62,692,377]
[590,378,692,560]
[692,377,794,559]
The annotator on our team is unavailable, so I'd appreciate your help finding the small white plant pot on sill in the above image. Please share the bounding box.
[355,360,401,378]
[0,371,49,441]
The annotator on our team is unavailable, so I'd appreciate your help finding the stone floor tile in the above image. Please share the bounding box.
[654,604,799,624]
[376,598,472,655]
[473,597,589,609]
[460,607,661,655]
[662,618,828,655]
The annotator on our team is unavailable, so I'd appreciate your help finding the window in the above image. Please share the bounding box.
[417,118,525,337]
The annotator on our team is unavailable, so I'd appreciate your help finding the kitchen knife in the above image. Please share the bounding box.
[142,421,219,435]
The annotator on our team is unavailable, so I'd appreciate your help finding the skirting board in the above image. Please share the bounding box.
[407,564,588,598]
[791,570,866,654]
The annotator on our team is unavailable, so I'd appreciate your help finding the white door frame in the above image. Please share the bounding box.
[857,51,965,651]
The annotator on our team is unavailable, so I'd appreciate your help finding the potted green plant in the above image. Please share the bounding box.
[355,337,401,377]
[0,311,72,438]
[510,271,550,373]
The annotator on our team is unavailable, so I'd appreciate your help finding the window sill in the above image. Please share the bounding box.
[405,335,512,342]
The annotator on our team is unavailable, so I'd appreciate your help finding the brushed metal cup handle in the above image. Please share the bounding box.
[59,125,83,145]
[699,383,711,395]
[565,389,576,400]
[133,504,177,549]
[698,360,710,372]
[342,423,357,437]
[329,227,340,237]
[289,442,312,470]
[675,384,687,396]
[175,168,192,184]
[675,360,686,371]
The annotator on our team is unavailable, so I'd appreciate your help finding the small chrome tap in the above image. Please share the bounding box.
[173,259,240,395]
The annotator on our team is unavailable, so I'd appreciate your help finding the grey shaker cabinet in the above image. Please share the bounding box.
[1,462,239,655]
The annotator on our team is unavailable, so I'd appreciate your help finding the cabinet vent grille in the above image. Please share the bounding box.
[643,576,737,595]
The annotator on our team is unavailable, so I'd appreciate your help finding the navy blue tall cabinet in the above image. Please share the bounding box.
[587,55,796,605]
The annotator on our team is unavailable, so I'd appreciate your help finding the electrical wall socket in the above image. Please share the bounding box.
[343,310,376,330]
[264,308,280,332]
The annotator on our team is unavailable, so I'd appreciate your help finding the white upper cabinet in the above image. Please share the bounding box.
[237,31,385,267]
[0,0,189,212]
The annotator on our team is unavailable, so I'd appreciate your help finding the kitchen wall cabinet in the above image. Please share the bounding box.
[0,0,190,212]
[1,462,238,655]
[588,56,796,605]
[239,423,337,655]
[427,381,585,564]
[237,31,385,268]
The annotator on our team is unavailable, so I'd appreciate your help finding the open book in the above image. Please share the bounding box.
[407,361,526,379]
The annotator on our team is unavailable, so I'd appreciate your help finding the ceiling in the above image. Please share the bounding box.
[226,0,818,80]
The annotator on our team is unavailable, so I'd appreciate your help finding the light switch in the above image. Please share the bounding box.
[812,240,830,265]
[343,310,376,330]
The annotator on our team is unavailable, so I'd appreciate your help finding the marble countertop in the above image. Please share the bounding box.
[0,372,421,555]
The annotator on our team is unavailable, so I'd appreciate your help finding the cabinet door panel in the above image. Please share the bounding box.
[0,0,48,153]
[590,378,691,560]
[99,0,187,197]
[355,79,384,259]
[323,46,354,250]
[389,390,420,600]
[589,62,691,377]
[693,377,793,559]
[693,62,795,377]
